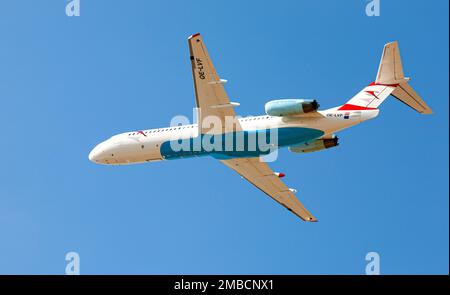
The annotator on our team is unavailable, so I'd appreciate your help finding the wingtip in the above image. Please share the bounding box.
[188,33,201,40]
[385,40,398,46]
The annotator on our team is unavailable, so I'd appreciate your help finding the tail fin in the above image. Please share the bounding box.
[376,41,405,84]
[339,42,432,114]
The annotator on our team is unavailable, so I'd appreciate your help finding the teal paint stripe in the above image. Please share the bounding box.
[160,127,324,160]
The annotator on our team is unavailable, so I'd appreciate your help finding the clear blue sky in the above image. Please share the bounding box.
[0,0,448,274]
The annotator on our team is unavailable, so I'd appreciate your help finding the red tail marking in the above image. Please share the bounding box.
[338,104,377,111]
[368,82,400,87]
[365,90,381,99]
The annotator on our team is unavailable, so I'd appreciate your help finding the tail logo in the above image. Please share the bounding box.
[365,90,380,99]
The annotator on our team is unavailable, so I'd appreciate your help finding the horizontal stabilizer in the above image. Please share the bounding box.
[391,82,433,114]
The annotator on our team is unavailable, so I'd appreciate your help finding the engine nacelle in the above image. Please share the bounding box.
[289,137,339,154]
[265,99,319,116]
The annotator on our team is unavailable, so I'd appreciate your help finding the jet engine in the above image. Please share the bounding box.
[289,137,339,153]
[265,99,319,116]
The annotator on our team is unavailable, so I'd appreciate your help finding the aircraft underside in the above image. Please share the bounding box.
[160,127,325,160]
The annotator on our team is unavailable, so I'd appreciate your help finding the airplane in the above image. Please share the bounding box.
[89,33,432,222]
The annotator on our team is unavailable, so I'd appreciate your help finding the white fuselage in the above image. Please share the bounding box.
[88,108,379,165]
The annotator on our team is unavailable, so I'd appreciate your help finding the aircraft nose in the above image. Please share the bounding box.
[89,140,118,164]
[89,142,107,163]
[88,146,100,163]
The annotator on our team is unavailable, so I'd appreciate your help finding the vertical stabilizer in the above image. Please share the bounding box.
[339,42,432,114]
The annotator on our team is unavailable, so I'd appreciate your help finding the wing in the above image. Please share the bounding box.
[221,157,318,222]
[188,33,242,134]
